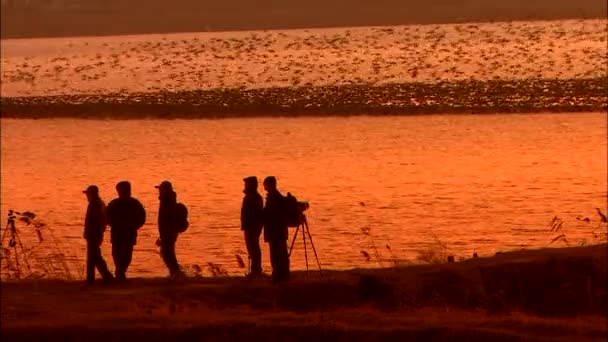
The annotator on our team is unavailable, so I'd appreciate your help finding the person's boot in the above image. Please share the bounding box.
[115,272,126,283]
[169,267,185,280]
[272,271,283,284]
[247,268,263,279]
[102,273,115,284]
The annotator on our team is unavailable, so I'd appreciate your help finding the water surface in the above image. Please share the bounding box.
[1,113,606,277]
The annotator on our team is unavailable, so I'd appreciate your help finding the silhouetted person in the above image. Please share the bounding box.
[263,176,290,283]
[82,185,114,285]
[156,181,188,278]
[241,176,264,277]
[106,181,146,282]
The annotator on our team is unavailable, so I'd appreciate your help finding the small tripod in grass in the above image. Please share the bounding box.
[1,210,82,280]
[288,202,322,275]
[1,210,33,279]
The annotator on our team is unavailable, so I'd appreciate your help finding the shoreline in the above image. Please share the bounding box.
[2,244,607,341]
[1,78,605,119]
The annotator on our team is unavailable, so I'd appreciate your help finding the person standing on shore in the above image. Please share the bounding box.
[106,181,146,282]
[263,176,290,283]
[241,176,264,277]
[82,185,114,285]
[155,181,188,278]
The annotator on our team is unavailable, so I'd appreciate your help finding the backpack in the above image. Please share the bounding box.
[284,192,301,227]
[175,202,189,233]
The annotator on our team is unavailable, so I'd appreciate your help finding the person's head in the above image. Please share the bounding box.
[263,176,277,192]
[167,190,177,204]
[83,185,100,202]
[158,190,177,204]
[243,176,258,192]
[155,180,173,198]
[115,181,131,198]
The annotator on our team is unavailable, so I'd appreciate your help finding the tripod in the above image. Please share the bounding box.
[288,212,322,275]
[1,210,33,279]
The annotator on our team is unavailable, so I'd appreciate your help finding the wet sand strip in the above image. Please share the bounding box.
[1,78,605,119]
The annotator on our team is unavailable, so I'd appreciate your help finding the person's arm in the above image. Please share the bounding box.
[100,202,108,233]
[93,202,106,243]
[240,198,246,230]
[136,200,146,229]
[106,201,114,228]
[83,205,90,239]
[262,200,269,227]
[255,195,264,229]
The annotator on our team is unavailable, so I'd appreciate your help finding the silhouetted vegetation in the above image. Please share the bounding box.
[2,244,606,341]
[1,210,83,280]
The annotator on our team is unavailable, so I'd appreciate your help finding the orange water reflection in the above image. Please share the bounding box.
[1,113,606,278]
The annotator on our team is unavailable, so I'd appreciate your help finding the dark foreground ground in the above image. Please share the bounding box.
[1,78,606,119]
[1,0,606,39]
[2,244,606,341]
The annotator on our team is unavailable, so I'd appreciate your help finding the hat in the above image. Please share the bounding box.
[243,176,257,184]
[155,181,173,191]
[83,185,99,194]
[263,176,276,185]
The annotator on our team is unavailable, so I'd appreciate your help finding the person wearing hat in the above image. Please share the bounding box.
[263,176,290,283]
[106,181,146,282]
[156,180,187,278]
[82,185,114,285]
[241,176,264,277]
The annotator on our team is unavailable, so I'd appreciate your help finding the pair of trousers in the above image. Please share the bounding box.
[244,230,262,274]
[112,243,134,280]
[268,238,289,282]
[86,240,112,282]
[160,239,180,275]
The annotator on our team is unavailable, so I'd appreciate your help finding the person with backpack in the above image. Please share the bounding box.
[155,181,188,278]
[262,176,290,283]
[106,181,146,282]
[241,176,264,277]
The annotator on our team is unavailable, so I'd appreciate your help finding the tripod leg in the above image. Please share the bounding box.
[303,218,323,275]
[302,219,309,274]
[13,225,33,276]
[1,221,11,245]
[12,239,21,279]
[2,221,16,278]
[6,222,23,279]
[288,226,299,257]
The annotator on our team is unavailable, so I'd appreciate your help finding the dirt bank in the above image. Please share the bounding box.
[2,244,606,341]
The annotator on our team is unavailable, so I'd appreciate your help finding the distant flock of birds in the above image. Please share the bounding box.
[1,19,606,98]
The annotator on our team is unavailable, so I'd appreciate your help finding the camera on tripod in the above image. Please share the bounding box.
[297,201,309,212]
[286,197,322,275]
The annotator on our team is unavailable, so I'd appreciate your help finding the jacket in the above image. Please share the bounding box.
[158,191,180,242]
[84,198,107,243]
[107,196,146,245]
[241,190,263,233]
[263,190,288,242]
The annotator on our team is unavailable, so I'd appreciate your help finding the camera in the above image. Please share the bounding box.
[297,201,309,212]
